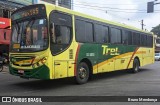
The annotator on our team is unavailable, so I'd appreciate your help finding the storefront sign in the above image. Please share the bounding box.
[0,18,10,29]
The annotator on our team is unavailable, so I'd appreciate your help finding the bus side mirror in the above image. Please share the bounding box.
[50,23,56,43]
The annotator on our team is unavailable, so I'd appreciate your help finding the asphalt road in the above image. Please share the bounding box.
[0,62,160,104]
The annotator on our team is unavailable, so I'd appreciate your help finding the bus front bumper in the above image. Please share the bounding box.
[9,65,50,79]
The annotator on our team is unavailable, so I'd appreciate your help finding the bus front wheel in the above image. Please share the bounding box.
[75,62,89,84]
[132,58,140,73]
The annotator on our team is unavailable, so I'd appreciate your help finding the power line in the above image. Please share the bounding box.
[107,12,137,21]
[74,5,160,13]
[107,12,146,30]
[52,0,159,12]
[75,1,146,6]
[73,2,160,12]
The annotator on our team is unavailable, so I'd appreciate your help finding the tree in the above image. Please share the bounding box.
[151,24,160,37]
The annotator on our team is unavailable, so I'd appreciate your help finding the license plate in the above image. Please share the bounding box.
[18,70,24,74]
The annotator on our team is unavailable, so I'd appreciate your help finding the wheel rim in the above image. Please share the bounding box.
[78,67,87,79]
[134,61,139,71]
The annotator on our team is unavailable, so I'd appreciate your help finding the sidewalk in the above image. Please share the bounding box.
[1,64,9,73]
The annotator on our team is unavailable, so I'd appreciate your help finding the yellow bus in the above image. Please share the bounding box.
[10,4,154,84]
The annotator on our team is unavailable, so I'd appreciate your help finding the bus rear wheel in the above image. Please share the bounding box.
[132,58,140,73]
[75,62,89,84]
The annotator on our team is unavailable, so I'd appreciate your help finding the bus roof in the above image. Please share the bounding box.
[15,3,152,35]
[45,4,153,34]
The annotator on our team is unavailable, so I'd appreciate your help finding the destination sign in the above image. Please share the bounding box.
[22,7,39,18]
[12,5,46,21]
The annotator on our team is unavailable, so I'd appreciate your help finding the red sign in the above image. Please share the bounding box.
[0,29,11,45]
[0,17,11,29]
[0,18,11,45]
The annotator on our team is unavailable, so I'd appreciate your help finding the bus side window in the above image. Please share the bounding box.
[122,30,128,45]
[110,28,121,44]
[94,24,109,43]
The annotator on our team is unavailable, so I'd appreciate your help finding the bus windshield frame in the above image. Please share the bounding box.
[10,4,49,53]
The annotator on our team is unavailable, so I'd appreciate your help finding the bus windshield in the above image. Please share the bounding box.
[11,18,48,52]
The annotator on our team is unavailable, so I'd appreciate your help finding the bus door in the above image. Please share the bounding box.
[50,11,73,79]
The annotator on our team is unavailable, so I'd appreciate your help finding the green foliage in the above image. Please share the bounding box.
[151,24,160,37]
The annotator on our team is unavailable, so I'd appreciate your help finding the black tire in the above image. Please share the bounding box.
[75,62,89,84]
[132,58,140,73]
[0,66,3,72]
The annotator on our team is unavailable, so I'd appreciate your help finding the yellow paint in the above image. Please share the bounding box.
[93,52,133,72]
[93,47,154,74]
[54,61,68,79]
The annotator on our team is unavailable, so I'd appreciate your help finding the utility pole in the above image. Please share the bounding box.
[141,20,145,30]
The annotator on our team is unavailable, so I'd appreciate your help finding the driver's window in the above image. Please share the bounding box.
[50,11,72,55]
[55,25,71,44]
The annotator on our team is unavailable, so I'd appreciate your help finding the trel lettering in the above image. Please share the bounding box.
[102,45,120,55]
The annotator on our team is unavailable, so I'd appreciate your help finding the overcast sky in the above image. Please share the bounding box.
[73,0,160,31]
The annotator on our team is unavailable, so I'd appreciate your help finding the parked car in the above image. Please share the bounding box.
[155,53,160,61]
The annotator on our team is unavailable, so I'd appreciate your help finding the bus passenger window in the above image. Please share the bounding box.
[95,24,109,43]
[110,28,121,44]
[122,30,131,45]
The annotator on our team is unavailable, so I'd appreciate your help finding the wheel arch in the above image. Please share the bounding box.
[79,58,93,77]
